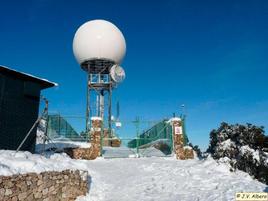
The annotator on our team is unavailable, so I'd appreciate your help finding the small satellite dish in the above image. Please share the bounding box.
[110,65,126,83]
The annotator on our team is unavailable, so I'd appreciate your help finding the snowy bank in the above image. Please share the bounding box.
[76,156,267,201]
[0,150,88,176]
[0,150,267,201]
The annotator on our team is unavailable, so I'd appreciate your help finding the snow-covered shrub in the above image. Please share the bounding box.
[214,139,238,159]
[207,122,268,184]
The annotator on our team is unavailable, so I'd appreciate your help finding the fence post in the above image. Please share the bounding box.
[171,118,185,159]
[181,115,188,145]
[168,123,173,154]
[171,117,194,160]
[90,117,102,159]
[58,114,61,136]
[100,119,104,156]
[135,117,140,157]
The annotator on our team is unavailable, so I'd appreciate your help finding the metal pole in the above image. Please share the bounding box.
[116,101,120,121]
[182,115,188,145]
[16,117,42,152]
[87,87,91,137]
[108,84,112,138]
[97,73,101,117]
[86,66,90,133]
[100,119,104,156]
[181,104,186,116]
[135,117,140,157]
[42,98,49,154]
[17,97,48,152]
[100,90,104,119]
[96,94,99,116]
[58,113,61,136]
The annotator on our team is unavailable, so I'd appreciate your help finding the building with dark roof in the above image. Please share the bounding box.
[0,65,57,152]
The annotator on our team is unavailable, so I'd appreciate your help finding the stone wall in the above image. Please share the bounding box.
[64,147,96,160]
[110,138,121,147]
[102,129,121,147]
[0,170,88,201]
[64,117,102,160]
[171,118,194,160]
[102,129,111,146]
[90,117,102,158]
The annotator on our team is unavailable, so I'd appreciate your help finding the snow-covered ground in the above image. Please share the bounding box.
[77,157,267,201]
[0,150,267,201]
[35,140,91,153]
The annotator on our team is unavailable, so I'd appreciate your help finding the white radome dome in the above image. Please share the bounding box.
[73,19,126,65]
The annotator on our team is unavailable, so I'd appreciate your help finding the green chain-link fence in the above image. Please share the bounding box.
[43,114,189,158]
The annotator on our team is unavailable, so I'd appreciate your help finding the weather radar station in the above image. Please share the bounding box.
[73,19,126,137]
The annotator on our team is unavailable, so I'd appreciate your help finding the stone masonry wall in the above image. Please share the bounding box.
[102,129,121,147]
[171,118,194,160]
[64,117,102,160]
[90,118,102,158]
[0,170,88,201]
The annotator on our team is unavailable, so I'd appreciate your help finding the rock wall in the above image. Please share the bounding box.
[111,138,121,147]
[64,147,95,160]
[102,129,121,147]
[90,117,102,158]
[0,170,88,201]
[102,129,111,146]
[171,118,194,160]
[64,117,102,160]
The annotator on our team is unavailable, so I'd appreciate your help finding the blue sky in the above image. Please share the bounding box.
[0,0,268,149]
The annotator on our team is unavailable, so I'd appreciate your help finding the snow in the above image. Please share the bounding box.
[102,147,136,158]
[167,117,181,123]
[0,150,87,176]
[264,152,268,165]
[91,116,103,121]
[240,145,261,163]
[138,147,169,157]
[36,121,90,153]
[35,140,91,153]
[219,139,235,149]
[36,119,46,144]
[76,156,267,201]
[102,146,169,158]
[0,150,267,201]
[183,145,193,149]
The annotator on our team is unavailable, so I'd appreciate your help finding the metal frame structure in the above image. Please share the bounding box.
[82,59,116,139]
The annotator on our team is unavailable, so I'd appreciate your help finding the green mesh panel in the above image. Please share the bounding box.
[127,118,189,149]
[127,120,173,148]
[47,115,80,140]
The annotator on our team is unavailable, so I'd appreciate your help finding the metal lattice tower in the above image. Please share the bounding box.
[83,59,115,137]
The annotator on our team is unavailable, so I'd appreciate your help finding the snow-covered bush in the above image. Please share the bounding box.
[207,122,268,184]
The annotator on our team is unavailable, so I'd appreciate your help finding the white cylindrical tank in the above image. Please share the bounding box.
[73,19,126,65]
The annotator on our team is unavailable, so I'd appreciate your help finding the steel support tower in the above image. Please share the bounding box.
[81,59,115,138]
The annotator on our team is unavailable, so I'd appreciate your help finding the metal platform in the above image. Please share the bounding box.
[81,59,115,74]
